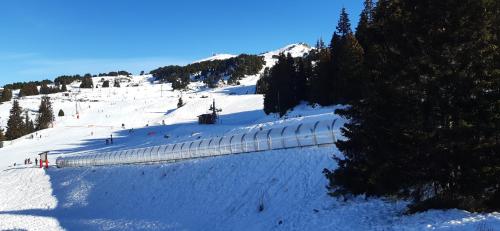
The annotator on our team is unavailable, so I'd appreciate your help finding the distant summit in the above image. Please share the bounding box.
[196,54,238,63]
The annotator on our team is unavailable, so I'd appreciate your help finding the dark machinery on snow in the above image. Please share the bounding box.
[198,99,221,124]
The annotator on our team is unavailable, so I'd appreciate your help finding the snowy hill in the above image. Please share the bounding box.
[0,44,498,230]
[261,43,313,68]
[196,53,238,63]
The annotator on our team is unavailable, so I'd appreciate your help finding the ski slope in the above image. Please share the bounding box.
[0,44,498,230]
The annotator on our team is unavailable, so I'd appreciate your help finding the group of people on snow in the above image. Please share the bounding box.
[24,158,32,165]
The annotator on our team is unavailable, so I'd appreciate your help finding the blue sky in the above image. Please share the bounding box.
[0,0,363,86]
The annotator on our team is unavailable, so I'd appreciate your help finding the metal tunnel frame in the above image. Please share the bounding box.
[56,119,338,168]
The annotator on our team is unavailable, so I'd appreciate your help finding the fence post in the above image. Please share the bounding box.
[107,153,111,165]
[139,149,144,163]
[312,121,321,145]
[146,149,151,162]
[196,140,205,157]
[147,147,152,162]
[120,150,127,164]
[218,137,224,155]
[295,124,303,147]
[154,146,160,162]
[331,119,337,143]
[266,129,273,150]
[180,143,187,159]
[253,131,260,151]
[241,134,247,153]
[280,126,288,148]
[170,144,177,160]
[161,145,169,161]
[208,138,214,157]
[188,141,195,158]
[229,135,235,154]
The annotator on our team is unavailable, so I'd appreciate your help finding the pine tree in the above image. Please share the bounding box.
[332,35,365,103]
[102,80,110,88]
[171,72,190,90]
[19,84,39,97]
[24,111,35,134]
[356,0,375,50]
[256,68,271,94]
[114,80,120,88]
[309,48,331,105]
[315,38,326,49]
[294,57,311,103]
[80,77,94,88]
[6,100,26,140]
[36,96,54,130]
[204,73,220,88]
[40,83,51,95]
[333,7,351,41]
[328,8,364,104]
[327,0,500,212]
[61,84,68,92]
[0,128,5,142]
[58,109,65,117]
[263,53,297,116]
[0,89,12,103]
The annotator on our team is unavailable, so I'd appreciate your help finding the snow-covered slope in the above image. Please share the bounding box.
[196,53,238,63]
[261,43,313,68]
[0,44,498,230]
[194,43,313,66]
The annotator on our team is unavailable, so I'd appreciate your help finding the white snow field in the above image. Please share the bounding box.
[0,44,499,230]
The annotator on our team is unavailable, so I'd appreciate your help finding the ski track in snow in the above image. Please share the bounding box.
[0,44,499,230]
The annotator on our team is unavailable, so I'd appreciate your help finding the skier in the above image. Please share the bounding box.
[110,134,113,144]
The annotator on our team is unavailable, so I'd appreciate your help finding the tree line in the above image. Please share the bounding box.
[150,54,265,90]
[3,80,53,90]
[19,83,67,97]
[1,70,133,96]
[0,97,54,142]
[46,71,131,86]
[260,0,500,212]
[258,7,364,116]
[0,83,68,101]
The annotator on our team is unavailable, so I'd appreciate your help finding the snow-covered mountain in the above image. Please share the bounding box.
[194,43,313,65]
[0,44,497,231]
[196,53,238,63]
[261,43,314,68]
